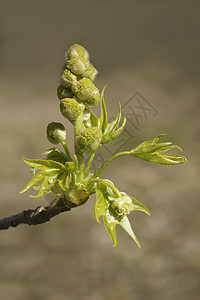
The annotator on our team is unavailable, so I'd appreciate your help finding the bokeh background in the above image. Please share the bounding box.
[0,0,199,299]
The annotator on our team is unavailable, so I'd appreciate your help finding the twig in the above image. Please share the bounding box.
[0,198,76,230]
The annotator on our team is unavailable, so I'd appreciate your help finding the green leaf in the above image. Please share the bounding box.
[89,110,99,127]
[104,206,141,248]
[39,169,59,176]
[131,134,188,165]
[99,86,108,133]
[65,161,75,172]
[101,116,126,144]
[103,212,118,247]
[22,157,65,171]
[109,116,126,139]
[118,215,141,248]
[57,171,70,191]
[108,101,122,132]
[130,196,150,215]
[94,186,109,223]
[132,134,171,154]
[43,148,68,164]
[30,174,58,198]
[19,172,45,194]
[30,167,36,176]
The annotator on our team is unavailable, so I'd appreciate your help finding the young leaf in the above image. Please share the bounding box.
[19,172,45,194]
[99,86,108,133]
[30,174,58,198]
[43,148,68,164]
[130,135,187,165]
[22,157,65,171]
[90,110,99,127]
[103,212,118,247]
[108,101,122,132]
[118,215,141,248]
[65,161,75,173]
[130,196,150,215]
[101,116,126,144]
[94,186,109,223]
[57,171,70,191]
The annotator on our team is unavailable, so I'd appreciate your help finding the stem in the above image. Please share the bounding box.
[87,178,121,197]
[70,172,76,189]
[74,113,84,181]
[84,153,95,177]
[61,141,72,161]
[74,113,83,137]
[76,152,84,181]
[92,151,131,178]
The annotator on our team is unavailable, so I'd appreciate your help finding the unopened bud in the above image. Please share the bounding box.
[60,98,85,121]
[72,78,100,108]
[65,44,89,61]
[57,84,74,100]
[66,57,89,76]
[46,122,66,145]
[82,63,98,81]
[61,69,77,88]
[75,127,102,155]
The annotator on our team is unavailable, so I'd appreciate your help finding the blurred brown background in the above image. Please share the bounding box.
[0,0,199,299]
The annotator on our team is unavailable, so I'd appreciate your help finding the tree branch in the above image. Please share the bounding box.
[0,198,77,230]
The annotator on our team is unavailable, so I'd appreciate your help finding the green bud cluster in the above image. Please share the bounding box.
[58,44,99,110]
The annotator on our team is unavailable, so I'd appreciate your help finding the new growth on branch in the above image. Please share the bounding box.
[2,44,188,247]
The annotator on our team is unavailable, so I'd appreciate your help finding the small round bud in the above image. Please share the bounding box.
[46,122,66,144]
[72,78,100,108]
[61,69,77,88]
[82,63,98,81]
[111,193,134,216]
[57,84,74,100]
[66,57,89,76]
[75,127,102,155]
[65,44,89,61]
[60,98,85,121]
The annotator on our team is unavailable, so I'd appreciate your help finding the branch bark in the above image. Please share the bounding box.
[0,198,76,230]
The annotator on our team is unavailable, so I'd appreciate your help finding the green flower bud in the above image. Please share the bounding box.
[60,98,85,121]
[61,69,77,88]
[75,127,102,155]
[72,78,100,108]
[46,122,66,144]
[66,57,89,76]
[111,193,134,216]
[57,84,74,100]
[65,44,89,61]
[82,63,98,81]
[65,189,89,206]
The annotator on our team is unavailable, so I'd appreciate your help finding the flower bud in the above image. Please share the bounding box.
[72,78,100,108]
[46,122,66,144]
[61,69,77,88]
[66,57,89,76]
[75,127,102,155]
[65,44,89,61]
[82,63,98,81]
[111,193,134,216]
[57,84,74,100]
[60,98,85,121]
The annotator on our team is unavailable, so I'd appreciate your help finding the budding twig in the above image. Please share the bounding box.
[0,198,76,230]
